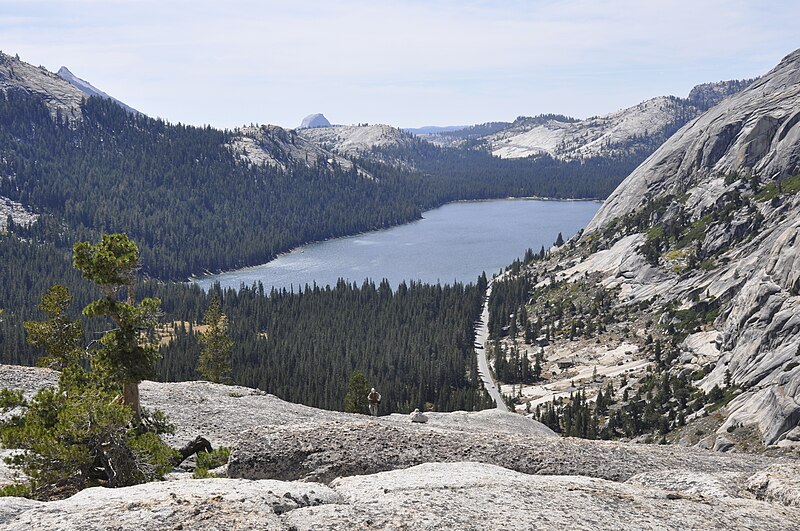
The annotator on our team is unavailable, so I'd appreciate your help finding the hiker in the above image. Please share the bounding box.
[368,387,381,416]
[409,408,428,423]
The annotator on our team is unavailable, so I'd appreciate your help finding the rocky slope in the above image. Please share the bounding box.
[687,78,757,111]
[0,52,86,120]
[0,196,37,232]
[227,124,367,175]
[0,53,141,121]
[587,50,800,447]
[488,96,698,160]
[442,79,751,162]
[297,123,417,166]
[586,55,800,229]
[227,418,776,484]
[1,364,799,529]
[492,49,800,451]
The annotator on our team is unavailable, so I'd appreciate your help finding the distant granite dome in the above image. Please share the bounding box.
[299,113,331,129]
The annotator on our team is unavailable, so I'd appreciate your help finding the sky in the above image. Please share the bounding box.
[2,0,799,129]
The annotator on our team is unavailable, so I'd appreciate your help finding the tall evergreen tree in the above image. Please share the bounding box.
[197,294,233,384]
[0,279,176,498]
[22,285,82,371]
[73,234,161,418]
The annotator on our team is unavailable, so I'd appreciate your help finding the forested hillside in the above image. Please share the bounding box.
[1,86,632,280]
[361,136,639,200]
[0,92,424,279]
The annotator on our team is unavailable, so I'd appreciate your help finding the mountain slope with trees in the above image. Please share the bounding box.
[1,51,633,285]
[484,49,800,451]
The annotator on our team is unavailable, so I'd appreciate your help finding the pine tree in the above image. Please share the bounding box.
[343,370,371,415]
[197,294,233,384]
[1,282,177,498]
[596,388,605,414]
[73,233,161,419]
[22,285,82,371]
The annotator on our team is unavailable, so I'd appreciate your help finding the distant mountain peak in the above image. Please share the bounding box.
[56,66,75,77]
[299,113,331,129]
[56,66,140,115]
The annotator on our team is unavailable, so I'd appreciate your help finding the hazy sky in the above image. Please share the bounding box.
[2,1,798,129]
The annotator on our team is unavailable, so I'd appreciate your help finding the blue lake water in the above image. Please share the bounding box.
[194,198,601,291]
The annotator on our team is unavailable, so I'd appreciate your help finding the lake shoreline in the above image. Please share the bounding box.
[191,198,602,290]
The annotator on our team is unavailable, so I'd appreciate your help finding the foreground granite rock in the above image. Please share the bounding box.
[227,419,779,484]
[3,463,799,530]
[0,364,554,451]
[296,462,800,531]
[2,364,799,528]
[0,478,341,530]
[746,463,800,507]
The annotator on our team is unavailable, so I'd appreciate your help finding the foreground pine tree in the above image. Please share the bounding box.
[73,233,161,419]
[0,234,208,500]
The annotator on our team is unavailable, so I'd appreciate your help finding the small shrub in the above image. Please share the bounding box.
[139,407,175,435]
[754,174,800,202]
[129,432,180,478]
[0,483,31,498]
[193,447,231,479]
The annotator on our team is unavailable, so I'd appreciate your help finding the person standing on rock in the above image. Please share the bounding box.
[368,387,381,417]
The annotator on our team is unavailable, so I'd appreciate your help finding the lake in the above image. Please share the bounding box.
[194,198,601,291]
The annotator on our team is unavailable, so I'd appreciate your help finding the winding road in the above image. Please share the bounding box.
[474,280,509,411]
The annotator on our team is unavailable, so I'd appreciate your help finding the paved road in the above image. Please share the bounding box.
[474,281,509,411]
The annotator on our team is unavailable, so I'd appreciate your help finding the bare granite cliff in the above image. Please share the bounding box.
[0,52,86,120]
[559,49,800,447]
[0,54,140,120]
[56,66,140,115]
[463,79,752,161]
[227,124,368,175]
[297,123,418,168]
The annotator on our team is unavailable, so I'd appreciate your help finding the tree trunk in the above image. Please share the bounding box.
[123,382,140,420]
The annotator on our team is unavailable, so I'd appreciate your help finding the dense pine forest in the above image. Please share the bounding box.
[365,136,641,202]
[152,278,494,412]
